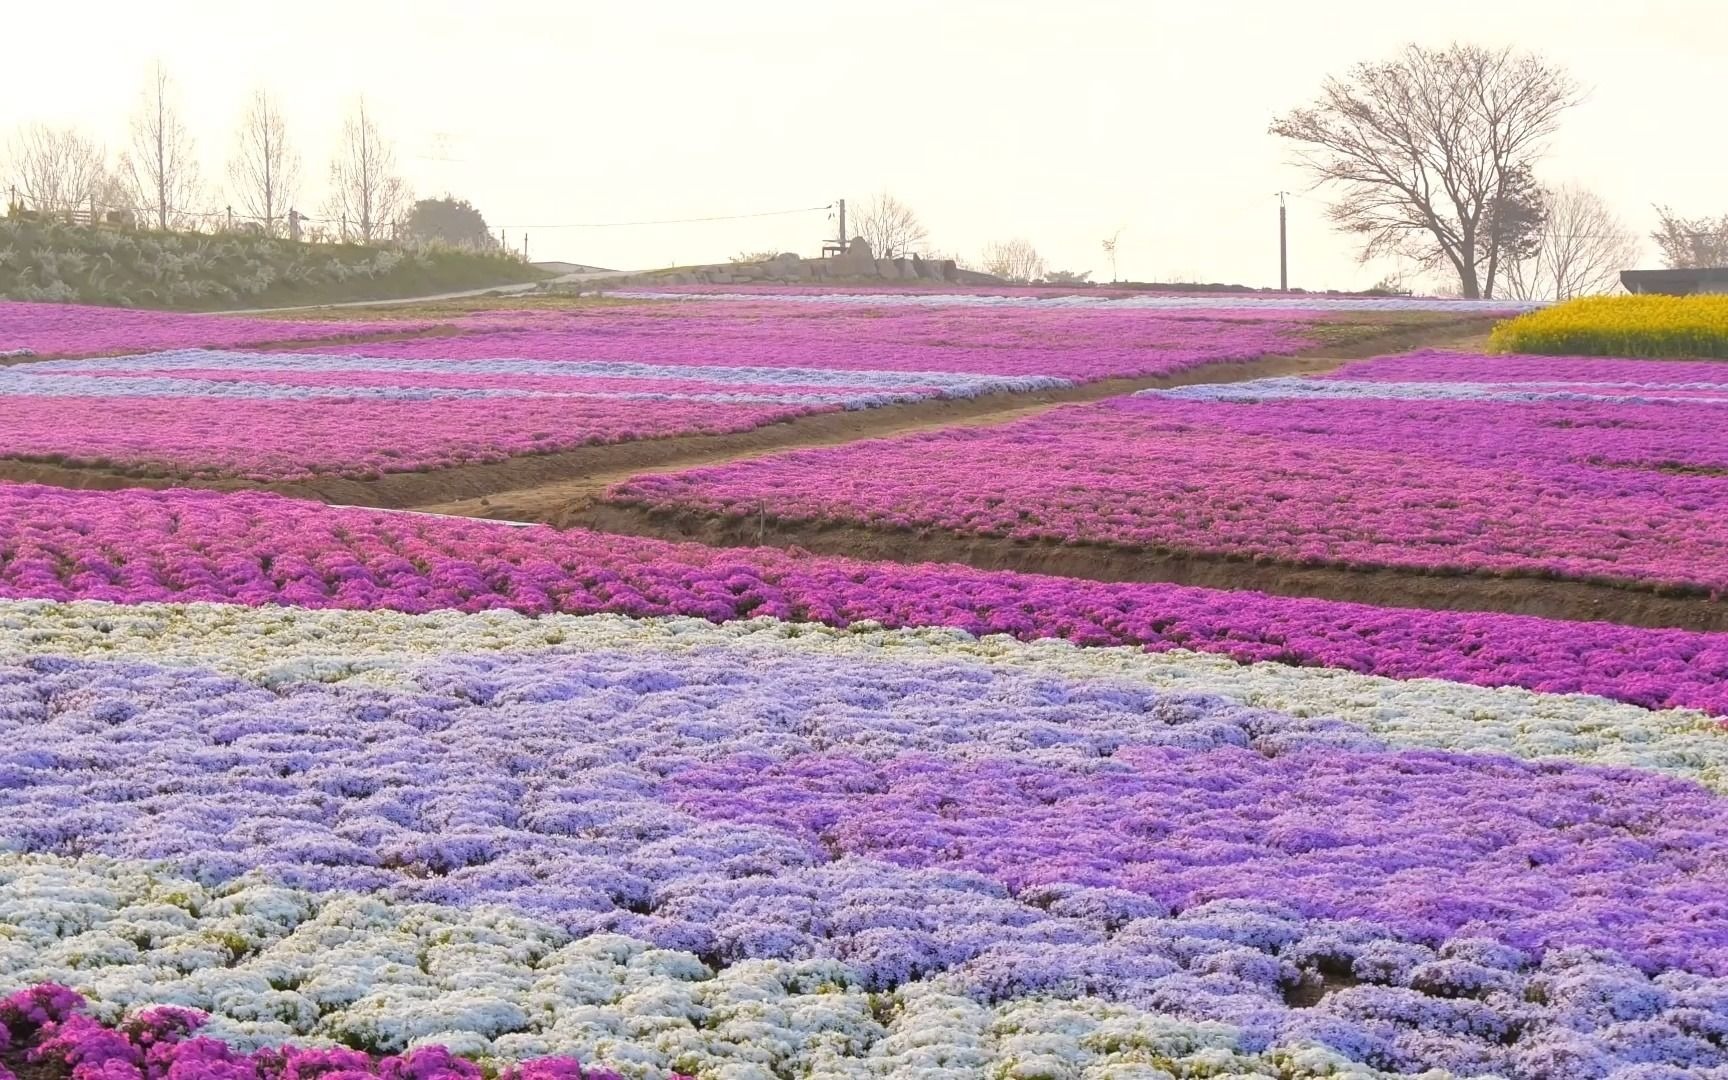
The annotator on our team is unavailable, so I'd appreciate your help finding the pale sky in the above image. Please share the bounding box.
[5,1,1724,290]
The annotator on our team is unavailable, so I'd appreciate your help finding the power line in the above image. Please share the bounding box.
[8,188,834,229]
[490,204,833,230]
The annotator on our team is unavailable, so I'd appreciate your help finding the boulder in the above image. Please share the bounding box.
[876,258,900,280]
[837,236,876,276]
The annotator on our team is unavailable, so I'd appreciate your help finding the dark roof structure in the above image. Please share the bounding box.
[1620,267,1728,295]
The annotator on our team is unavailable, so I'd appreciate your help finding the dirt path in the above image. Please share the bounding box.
[408,352,1351,520]
[404,315,1498,520]
[0,314,1496,511]
[215,269,622,316]
[0,352,1345,509]
[570,503,1727,633]
[0,324,471,367]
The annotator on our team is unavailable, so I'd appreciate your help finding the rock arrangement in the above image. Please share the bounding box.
[563,237,981,290]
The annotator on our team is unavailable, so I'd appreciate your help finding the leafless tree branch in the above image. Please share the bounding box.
[7,125,110,213]
[324,99,411,243]
[1651,206,1728,270]
[851,192,927,259]
[227,89,301,237]
[979,238,1046,283]
[1503,185,1641,301]
[1271,43,1580,298]
[120,62,203,230]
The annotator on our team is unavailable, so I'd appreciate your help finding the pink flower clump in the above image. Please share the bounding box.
[0,395,819,481]
[0,482,1723,714]
[607,372,1728,594]
[0,300,427,358]
[0,984,662,1080]
[0,301,1315,479]
[308,302,1315,380]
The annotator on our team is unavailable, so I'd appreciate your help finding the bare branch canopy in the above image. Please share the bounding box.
[980,238,1046,283]
[324,99,410,243]
[1270,43,1581,298]
[7,125,110,214]
[1651,206,1728,270]
[851,192,927,259]
[120,62,203,230]
[1503,184,1642,301]
[227,89,301,237]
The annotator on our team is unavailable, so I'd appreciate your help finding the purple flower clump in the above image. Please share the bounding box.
[0,984,653,1080]
[1,483,1724,714]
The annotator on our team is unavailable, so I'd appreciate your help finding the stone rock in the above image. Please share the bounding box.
[876,258,899,280]
[835,236,876,277]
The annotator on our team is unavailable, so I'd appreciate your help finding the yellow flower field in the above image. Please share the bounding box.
[1490,294,1728,358]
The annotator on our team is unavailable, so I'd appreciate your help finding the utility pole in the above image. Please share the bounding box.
[837,199,847,251]
[1278,192,1289,292]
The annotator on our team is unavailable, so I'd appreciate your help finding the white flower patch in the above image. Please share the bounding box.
[4,599,1724,789]
[0,853,1458,1079]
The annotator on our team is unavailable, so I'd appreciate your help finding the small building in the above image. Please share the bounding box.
[1620,267,1728,295]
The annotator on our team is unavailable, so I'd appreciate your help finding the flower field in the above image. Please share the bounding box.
[0,300,430,358]
[7,289,1728,1079]
[0,301,1318,482]
[1490,294,1728,359]
[3,481,1728,1076]
[3,483,1725,712]
[604,349,1728,596]
[620,287,1537,313]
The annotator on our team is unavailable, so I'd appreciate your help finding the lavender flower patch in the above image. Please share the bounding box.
[5,651,1727,986]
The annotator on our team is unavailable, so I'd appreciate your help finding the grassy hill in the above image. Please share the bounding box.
[0,218,550,310]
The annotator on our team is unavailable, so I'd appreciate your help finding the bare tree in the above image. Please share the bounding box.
[979,238,1046,283]
[227,89,300,237]
[922,250,975,271]
[1504,185,1641,301]
[851,191,927,258]
[1101,227,1125,283]
[1044,269,1092,285]
[1270,43,1581,298]
[325,99,411,243]
[6,125,109,213]
[1651,206,1728,269]
[120,62,203,230]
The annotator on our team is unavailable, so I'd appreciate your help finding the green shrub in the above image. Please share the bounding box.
[0,218,546,309]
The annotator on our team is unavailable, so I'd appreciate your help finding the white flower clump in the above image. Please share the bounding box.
[0,853,1459,1080]
[3,599,1723,789]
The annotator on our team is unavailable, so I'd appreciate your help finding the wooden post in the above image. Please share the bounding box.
[1278,192,1289,291]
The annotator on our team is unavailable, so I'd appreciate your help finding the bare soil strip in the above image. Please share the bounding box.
[0,353,1339,508]
[569,502,1727,633]
[406,314,1496,519]
[0,314,1494,511]
[1,324,466,367]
